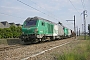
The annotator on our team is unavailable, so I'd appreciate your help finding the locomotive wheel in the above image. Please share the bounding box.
[32,39,40,44]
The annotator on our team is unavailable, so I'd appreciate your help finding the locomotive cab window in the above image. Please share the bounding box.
[24,20,37,27]
[42,22,45,26]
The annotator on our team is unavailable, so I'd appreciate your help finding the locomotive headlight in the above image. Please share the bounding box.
[22,36,24,38]
[34,28,38,33]
[22,32,24,34]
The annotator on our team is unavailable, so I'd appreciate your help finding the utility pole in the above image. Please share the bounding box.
[88,24,90,36]
[77,26,78,36]
[74,15,75,33]
[82,24,83,35]
[82,10,87,40]
[79,28,80,36]
[66,15,76,38]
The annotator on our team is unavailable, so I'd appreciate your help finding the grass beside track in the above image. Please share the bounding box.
[78,35,90,40]
[0,38,20,45]
[0,39,7,44]
[57,36,90,60]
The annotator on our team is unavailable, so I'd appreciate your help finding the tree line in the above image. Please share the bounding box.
[0,26,22,39]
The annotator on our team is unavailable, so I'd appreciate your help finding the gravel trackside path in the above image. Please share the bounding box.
[0,37,75,60]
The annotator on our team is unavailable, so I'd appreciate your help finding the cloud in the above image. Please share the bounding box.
[37,3,61,12]
[1,6,21,10]
[0,6,39,13]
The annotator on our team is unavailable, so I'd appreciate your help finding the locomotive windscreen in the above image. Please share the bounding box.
[24,20,37,27]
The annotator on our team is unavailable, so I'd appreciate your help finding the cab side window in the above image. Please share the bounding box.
[42,22,45,26]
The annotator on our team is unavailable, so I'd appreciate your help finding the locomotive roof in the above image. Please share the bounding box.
[25,17,72,30]
[26,16,57,25]
[35,16,57,24]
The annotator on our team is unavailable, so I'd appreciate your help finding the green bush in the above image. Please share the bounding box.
[0,36,1,39]
[0,26,22,39]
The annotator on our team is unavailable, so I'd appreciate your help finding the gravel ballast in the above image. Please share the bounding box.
[0,37,77,60]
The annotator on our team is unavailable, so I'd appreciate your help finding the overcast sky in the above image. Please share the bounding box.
[0,0,90,32]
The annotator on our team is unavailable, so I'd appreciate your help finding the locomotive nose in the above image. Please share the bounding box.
[22,27,38,34]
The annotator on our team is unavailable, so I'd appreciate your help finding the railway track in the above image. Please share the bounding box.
[21,41,71,60]
[0,37,75,52]
[0,38,75,52]
[0,38,76,60]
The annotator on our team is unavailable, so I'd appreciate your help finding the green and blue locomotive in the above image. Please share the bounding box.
[20,16,72,44]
